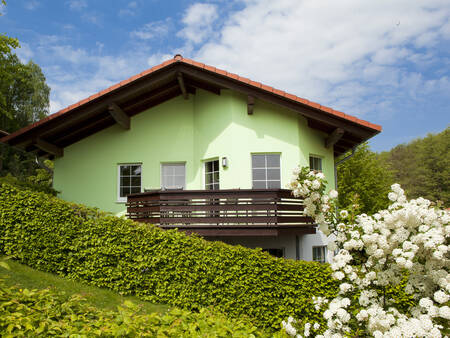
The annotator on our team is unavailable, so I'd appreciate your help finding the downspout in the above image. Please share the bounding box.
[334,147,356,191]
[35,155,53,175]
[0,139,54,176]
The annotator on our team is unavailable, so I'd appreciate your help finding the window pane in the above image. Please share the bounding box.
[253,181,267,189]
[252,169,266,180]
[267,168,280,180]
[310,156,322,171]
[205,173,213,184]
[120,187,130,197]
[120,165,131,176]
[212,160,219,171]
[252,155,265,168]
[132,166,141,175]
[267,180,281,189]
[130,186,141,194]
[131,177,141,186]
[266,154,280,167]
[213,172,219,183]
[162,165,171,176]
[206,161,213,173]
[212,183,219,190]
[120,177,130,186]
[174,176,185,188]
[174,164,185,176]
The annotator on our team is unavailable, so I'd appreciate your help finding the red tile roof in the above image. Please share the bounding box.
[0,55,381,144]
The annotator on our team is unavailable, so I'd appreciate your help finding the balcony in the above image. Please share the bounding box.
[126,189,316,236]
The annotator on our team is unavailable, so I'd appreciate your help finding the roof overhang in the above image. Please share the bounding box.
[0,56,381,159]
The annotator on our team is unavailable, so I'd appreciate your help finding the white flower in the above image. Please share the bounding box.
[388,192,398,201]
[434,290,449,304]
[339,210,348,219]
[329,189,338,199]
[311,180,321,190]
[439,306,450,319]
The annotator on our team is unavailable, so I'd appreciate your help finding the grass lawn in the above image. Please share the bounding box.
[0,258,169,314]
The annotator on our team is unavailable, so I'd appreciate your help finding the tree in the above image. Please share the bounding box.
[336,143,394,215]
[0,32,50,178]
[380,127,449,206]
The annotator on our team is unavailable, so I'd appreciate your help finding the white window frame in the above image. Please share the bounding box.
[312,245,327,263]
[160,162,186,190]
[309,155,323,172]
[203,158,220,190]
[251,153,282,189]
[117,163,142,203]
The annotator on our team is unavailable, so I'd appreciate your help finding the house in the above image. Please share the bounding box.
[0,55,381,261]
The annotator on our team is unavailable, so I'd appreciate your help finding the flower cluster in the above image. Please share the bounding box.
[284,167,449,338]
[288,166,338,236]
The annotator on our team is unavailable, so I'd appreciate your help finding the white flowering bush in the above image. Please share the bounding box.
[284,166,449,337]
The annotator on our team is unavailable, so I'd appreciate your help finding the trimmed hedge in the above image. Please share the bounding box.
[0,279,274,337]
[0,183,338,330]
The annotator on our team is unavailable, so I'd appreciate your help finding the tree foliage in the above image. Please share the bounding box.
[379,127,449,206]
[0,32,51,181]
[336,143,394,215]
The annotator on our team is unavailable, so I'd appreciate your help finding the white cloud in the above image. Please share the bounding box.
[16,42,34,62]
[178,3,218,44]
[187,0,450,119]
[119,1,138,18]
[24,0,40,10]
[130,19,171,40]
[67,0,87,11]
[81,13,102,26]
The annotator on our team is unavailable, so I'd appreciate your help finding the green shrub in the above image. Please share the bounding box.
[0,183,338,330]
[0,278,274,337]
[0,173,57,196]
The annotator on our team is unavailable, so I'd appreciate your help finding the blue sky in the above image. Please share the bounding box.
[0,0,449,152]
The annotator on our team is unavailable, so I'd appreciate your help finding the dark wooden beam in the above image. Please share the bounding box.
[179,229,279,237]
[179,64,374,138]
[325,128,344,148]
[34,137,63,157]
[247,95,255,115]
[183,77,221,95]
[177,72,188,100]
[108,102,130,130]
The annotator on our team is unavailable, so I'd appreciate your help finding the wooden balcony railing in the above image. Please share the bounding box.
[126,189,315,236]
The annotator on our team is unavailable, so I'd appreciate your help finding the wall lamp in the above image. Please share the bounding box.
[222,157,228,168]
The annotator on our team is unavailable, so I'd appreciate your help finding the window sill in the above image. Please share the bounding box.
[116,200,127,204]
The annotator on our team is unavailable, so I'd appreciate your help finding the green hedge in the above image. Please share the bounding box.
[0,183,338,330]
[0,279,275,337]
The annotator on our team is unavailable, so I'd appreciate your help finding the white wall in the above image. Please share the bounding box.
[299,231,335,263]
[205,231,335,263]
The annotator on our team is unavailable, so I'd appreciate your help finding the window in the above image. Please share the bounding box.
[205,160,219,190]
[312,246,327,263]
[118,164,141,202]
[252,154,281,189]
[262,248,285,258]
[161,163,185,190]
[309,155,323,172]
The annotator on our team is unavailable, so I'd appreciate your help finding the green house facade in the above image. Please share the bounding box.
[1,55,381,261]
